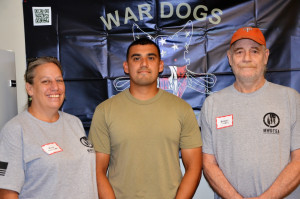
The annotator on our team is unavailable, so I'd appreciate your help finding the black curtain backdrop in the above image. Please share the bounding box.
[23,0,300,133]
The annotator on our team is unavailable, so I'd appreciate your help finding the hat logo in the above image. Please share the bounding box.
[243,27,253,32]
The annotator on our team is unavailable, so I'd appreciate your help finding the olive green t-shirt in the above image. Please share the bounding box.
[89,89,202,199]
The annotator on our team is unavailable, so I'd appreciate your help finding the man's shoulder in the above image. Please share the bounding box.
[268,82,299,94]
[104,90,127,102]
[94,90,127,111]
[160,89,178,98]
[266,82,300,102]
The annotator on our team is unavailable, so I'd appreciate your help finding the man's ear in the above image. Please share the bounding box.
[123,61,129,74]
[227,50,232,66]
[264,48,270,66]
[25,82,33,96]
[159,60,164,73]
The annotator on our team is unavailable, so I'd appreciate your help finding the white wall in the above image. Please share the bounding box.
[0,0,27,113]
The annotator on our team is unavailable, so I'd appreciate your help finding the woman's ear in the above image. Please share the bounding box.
[25,82,33,96]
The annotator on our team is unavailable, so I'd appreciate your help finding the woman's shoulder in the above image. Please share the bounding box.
[0,111,27,138]
[59,111,81,122]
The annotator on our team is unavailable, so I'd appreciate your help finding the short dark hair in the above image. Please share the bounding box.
[126,38,161,60]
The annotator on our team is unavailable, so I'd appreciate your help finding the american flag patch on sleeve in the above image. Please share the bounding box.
[0,161,8,176]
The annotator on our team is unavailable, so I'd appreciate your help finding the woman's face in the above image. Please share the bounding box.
[26,62,65,113]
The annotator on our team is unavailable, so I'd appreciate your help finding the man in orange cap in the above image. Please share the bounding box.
[200,27,300,198]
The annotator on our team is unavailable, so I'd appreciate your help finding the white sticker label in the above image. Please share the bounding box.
[216,115,233,129]
[42,142,63,155]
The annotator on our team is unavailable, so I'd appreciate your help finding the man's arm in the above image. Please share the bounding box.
[96,152,116,199]
[0,189,18,199]
[203,153,243,199]
[175,147,202,199]
[253,148,300,199]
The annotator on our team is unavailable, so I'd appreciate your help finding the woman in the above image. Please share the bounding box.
[0,57,98,198]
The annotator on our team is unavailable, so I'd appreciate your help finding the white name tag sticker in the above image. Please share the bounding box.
[42,142,63,155]
[216,115,233,129]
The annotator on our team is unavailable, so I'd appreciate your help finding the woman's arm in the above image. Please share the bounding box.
[0,189,18,199]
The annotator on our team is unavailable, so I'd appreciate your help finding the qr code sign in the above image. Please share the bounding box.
[32,7,52,26]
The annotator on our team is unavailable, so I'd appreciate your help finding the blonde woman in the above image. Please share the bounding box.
[0,57,98,199]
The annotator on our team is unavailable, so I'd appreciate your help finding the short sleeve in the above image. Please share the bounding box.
[200,98,214,155]
[88,103,111,154]
[0,121,25,193]
[291,90,300,151]
[179,105,202,149]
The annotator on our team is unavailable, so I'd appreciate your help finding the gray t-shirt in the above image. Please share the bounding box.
[200,81,300,198]
[0,110,98,199]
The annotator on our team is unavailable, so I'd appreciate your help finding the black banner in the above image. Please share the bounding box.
[23,0,300,131]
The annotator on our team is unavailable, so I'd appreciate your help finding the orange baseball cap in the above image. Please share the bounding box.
[230,27,266,47]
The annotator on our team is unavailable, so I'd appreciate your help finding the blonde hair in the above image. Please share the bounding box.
[24,56,63,107]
